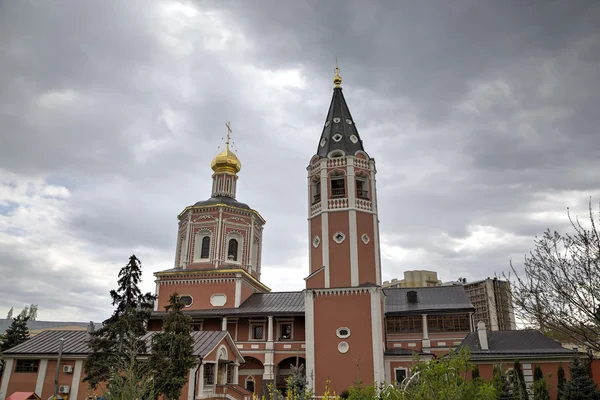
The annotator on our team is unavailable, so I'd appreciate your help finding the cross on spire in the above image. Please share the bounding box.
[225,121,232,145]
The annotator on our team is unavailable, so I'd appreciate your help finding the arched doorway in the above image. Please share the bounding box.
[238,356,264,394]
[276,356,307,392]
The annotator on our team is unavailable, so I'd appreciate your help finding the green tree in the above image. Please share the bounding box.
[84,254,156,390]
[149,292,197,400]
[0,315,30,382]
[492,365,511,400]
[531,366,549,400]
[6,307,13,319]
[472,366,481,380]
[511,360,528,400]
[1,314,30,351]
[557,364,565,400]
[562,356,599,400]
[285,363,310,400]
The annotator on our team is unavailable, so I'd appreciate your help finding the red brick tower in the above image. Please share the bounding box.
[154,123,269,312]
[304,67,385,394]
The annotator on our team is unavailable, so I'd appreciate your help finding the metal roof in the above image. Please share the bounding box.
[384,286,474,314]
[316,86,366,158]
[3,329,227,358]
[459,329,576,358]
[152,291,305,318]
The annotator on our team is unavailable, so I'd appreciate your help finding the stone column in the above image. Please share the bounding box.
[197,361,205,397]
[222,316,228,331]
[234,362,240,385]
[422,314,430,348]
[263,316,275,398]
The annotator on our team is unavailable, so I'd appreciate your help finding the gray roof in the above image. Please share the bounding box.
[316,87,367,158]
[0,319,96,335]
[152,292,305,318]
[384,286,474,314]
[193,196,252,211]
[459,330,576,359]
[3,329,228,358]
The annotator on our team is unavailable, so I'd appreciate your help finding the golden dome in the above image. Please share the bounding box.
[211,122,241,174]
[333,66,342,88]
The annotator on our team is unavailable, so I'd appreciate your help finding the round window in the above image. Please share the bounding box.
[180,295,193,307]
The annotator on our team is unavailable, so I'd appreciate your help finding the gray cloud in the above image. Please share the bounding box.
[1,0,599,321]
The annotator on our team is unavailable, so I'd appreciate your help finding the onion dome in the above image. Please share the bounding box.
[211,122,241,174]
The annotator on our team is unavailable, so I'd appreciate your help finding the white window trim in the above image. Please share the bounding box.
[394,367,409,385]
[336,327,351,339]
[245,375,256,392]
[277,320,294,341]
[226,232,244,264]
[249,322,266,341]
[180,294,194,308]
[203,362,217,387]
[191,320,204,331]
[193,230,212,262]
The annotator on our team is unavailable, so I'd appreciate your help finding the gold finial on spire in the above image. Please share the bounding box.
[333,57,342,88]
[211,121,241,174]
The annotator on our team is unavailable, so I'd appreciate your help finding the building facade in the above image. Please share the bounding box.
[463,278,516,331]
[2,69,498,400]
[383,270,441,288]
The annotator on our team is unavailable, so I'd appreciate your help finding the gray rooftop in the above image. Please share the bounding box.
[3,329,228,358]
[153,291,305,318]
[384,286,474,314]
[459,330,576,359]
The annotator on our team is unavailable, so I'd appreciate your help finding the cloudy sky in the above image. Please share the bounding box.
[1,0,599,322]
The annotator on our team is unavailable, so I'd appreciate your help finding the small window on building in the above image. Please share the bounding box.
[330,172,345,198]
[395,368,408,385]
[200,236,211,259]
[356,176,369,199]
[226,364,234,384]
[251,324,264,340]
[180,295,193,307]
[15,359,40,373]
[246,378,255,392]
[226,179,231,192]
[204,363,215,385]
[218,179,223,192]
[280,323,292,340]
[312,178,321,204]
[228,238,239,261]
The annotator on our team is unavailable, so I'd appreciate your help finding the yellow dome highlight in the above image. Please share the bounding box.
[334,58,342,88]
[211,122,241,174]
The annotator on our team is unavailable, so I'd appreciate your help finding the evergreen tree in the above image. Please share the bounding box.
[6,307,13,319]
[511,360,529,400]
[556,364,565,400]
[562,356,599,400]
[84,254,156,390]
[149,292,197,400]
[531,366,549,400]
[492,365,511,400]
[1,315,30,351]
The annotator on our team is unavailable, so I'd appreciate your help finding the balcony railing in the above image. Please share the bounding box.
[331,188,346,198]
[357,189,369,199]
[312,194,321,204]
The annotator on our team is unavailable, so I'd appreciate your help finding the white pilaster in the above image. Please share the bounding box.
[222,316,228,331]
[154,280,160,311]
[249,215,255,269]
[372,213,382,286]
[197,362,205,397]
[0,359,14,400]
[370,289,385,385]
[322,213,330,288]
[267,316,274,342]
[35,359,48,396]
[304,290,315,391]
[349,209,359,286]
[182,213,192,268]
[234,362,240,385]
[70,360,83,400]
[188,367,197,400]
[215,208,224,268]
[234,276,242,307]
[319,160,328,210]
[422,314,430,348]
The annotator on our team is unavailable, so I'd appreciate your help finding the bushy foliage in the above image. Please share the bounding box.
[511,360,529,400]
[557,364,565,400]
[562,356,599,400]
[532,366,549,400]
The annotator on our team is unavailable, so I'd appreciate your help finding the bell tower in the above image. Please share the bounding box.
[304,66,385,394]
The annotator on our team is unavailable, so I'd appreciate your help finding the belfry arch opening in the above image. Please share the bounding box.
[330,171,346,198]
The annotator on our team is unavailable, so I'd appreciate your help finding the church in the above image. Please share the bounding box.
[146,66,478,397]
[1,68,494,400]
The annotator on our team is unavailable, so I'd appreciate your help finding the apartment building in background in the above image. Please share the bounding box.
[383,270,441,288]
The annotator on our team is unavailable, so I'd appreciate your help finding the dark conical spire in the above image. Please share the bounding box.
[316,66,366,158]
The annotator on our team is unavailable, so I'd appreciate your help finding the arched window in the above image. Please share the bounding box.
[226,179,231,192]
[330,171,345,198]
[218,179,223,192]
[356,173,369,199]
[200,236,210,259]
[228,238,239,261]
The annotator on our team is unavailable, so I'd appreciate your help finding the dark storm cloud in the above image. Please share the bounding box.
[1,0,599,319]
